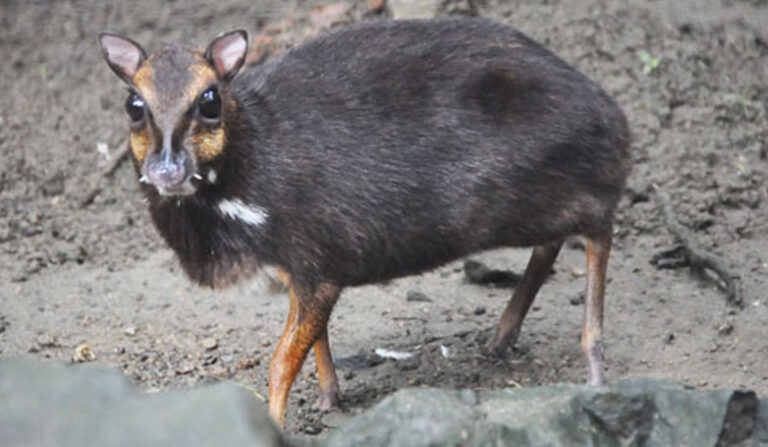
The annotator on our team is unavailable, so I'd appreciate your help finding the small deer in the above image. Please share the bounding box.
[99,17,630,427]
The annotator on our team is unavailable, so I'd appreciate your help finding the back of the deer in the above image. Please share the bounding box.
[231,18,631,285]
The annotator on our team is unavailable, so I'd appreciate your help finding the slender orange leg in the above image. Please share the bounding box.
[488,240,563,356]
[268,282,340,427]
[313,327,340,410]
[582,230,612,386]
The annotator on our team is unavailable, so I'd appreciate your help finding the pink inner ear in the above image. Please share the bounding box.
[101,35,143,79]
[211,33,247,78]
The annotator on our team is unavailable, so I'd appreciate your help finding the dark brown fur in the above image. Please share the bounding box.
[101,17,631,426]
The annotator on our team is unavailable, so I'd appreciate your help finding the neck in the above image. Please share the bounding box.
[144,110,274,288]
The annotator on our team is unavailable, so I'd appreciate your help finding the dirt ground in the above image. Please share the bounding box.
[1,0,767,436]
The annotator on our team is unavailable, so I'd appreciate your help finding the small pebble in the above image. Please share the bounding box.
[716,322,734,336]
[569,293,585,306]
[236,355,259,370]
[201,337,218,351]
[473,305,486,316]
[200,353,218,366]
[175,361,195,375]
[406,290,433,303]
[72,344,95,363]
[123,326,137,336]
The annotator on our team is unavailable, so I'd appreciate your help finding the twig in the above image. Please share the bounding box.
[78,140,130,208]
[654,186,742,306]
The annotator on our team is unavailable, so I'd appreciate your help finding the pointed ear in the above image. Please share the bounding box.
[206,30,248,81]
[99,33,146,84]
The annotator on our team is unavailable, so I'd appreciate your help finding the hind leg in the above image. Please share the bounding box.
[582,229,611,385]
[488,239,563,356]
[312,327,341,410]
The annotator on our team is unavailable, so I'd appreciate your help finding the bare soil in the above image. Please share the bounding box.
[1,0,767,436]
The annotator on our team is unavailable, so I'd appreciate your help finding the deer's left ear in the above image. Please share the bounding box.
[99,32,147,84]
[206,30,248,82]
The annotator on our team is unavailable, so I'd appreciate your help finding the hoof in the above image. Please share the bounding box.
[484,340,509,359]
[484,329,518,359]
[314,389,341,411]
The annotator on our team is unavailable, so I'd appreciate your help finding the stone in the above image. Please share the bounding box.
[321,388,482,447]
[0,358,283,447]
[201,337,219,351]
[463,259,522,288]
[320,378,766,447]
[406,290,433,303]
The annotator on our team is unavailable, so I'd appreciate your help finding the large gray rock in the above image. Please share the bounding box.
[0,358,283,447]
[2,357,765,447]
[321,378,765,447]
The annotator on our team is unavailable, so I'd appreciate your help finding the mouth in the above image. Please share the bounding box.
[142,153,200,197]
[155,179,198,196]
[140,171,200,197]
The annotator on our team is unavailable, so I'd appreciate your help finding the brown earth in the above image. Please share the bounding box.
[1,0,767,437]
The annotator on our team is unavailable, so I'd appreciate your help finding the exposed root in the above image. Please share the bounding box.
[78,140,130,208]
[654,186,742,306]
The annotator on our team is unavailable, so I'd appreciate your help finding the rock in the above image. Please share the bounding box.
[717,322,734,336]
[321,388,482,447]
[570,292,585,306]
[0,358,283,447]
[71,344,95,363]
[758,398,768,446]
[201,337,219,351]
[320,379,766,447]
[235,355,259,371]
[464,260,522,288]
[41,172,65,197]
[406,290,433,303]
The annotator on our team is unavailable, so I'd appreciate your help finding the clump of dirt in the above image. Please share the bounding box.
[1,0,767,437]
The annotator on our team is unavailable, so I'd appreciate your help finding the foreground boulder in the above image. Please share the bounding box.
[321,379,768,447]
[0,358,284,447]
[1,358,766,446]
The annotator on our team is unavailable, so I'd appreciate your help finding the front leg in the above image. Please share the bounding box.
[268,281,340,428]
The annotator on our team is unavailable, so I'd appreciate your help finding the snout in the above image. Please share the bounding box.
[147,159,186,188]
[143,151,195,196]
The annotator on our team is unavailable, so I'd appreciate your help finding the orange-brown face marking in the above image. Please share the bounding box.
[189,127,226,160]
[126,48,229,167]
[129,127,152,162]
[132,63,156,107]
[183,60,218,103]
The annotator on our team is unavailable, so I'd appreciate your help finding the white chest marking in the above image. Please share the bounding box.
[217,199,268,227]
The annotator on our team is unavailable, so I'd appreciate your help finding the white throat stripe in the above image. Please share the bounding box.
[217,199,268,227]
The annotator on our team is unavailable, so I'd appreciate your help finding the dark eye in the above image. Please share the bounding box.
[125,92,145,122]
[198,86,221,120]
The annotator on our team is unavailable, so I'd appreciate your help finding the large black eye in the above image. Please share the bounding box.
[125,92,145,122]
[198,86,221,120]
